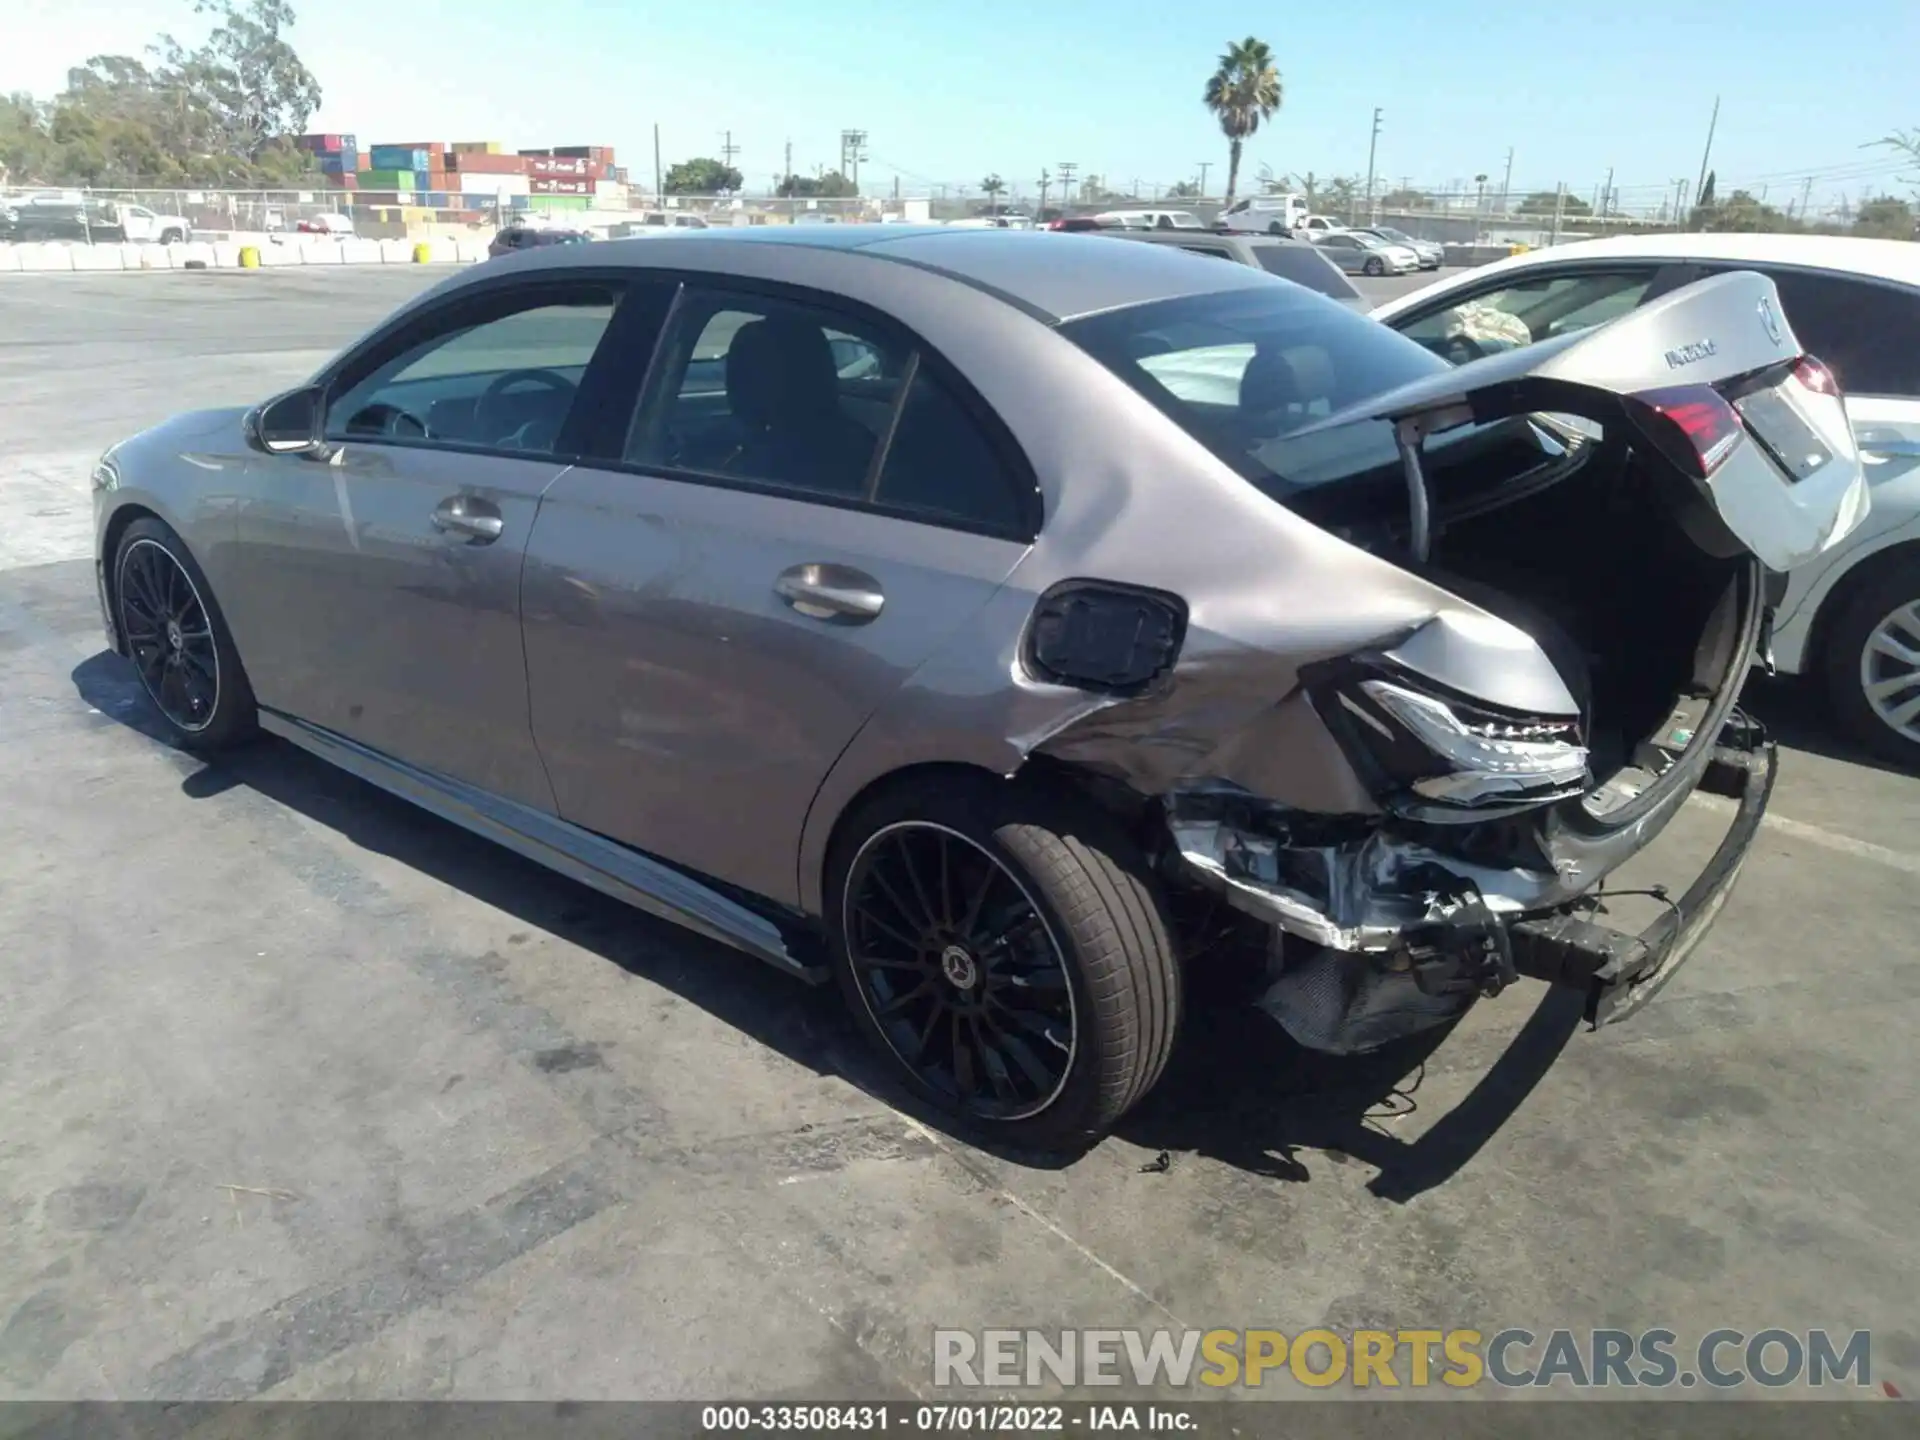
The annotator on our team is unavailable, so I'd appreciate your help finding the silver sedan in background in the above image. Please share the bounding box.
[89,228,1863,1146]
[1314,228,1422,275]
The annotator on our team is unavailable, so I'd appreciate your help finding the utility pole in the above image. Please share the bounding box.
[720,130,740,192]
[1500,146,1514,215]
[1797,174,1814,219]
[1550,180,1566,246]
[653,123,662,202]
[1602,165,1614,217]
[1038,168,1051,214]
[1364,106,1382,224]
[784,138,792,187]
[1694,96,1720,203]
[1196,161,1210,197]
[839,130,868,191]
[1057,161,1078,206]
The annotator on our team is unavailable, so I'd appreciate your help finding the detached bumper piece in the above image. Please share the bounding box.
[1507,717,1778,1027]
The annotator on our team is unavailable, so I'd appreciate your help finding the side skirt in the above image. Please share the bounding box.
[258,710,827,983]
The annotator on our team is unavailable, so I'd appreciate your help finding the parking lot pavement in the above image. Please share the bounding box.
[3,271,1919,1406]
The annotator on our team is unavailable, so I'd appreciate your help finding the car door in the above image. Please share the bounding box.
[228,276,629,809]
[520,280,1037,907]
[1316,234,1365,273]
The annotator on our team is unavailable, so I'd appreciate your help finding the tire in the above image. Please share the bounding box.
[1822,560,1920,768]
[112,516,258,752]
[827,775,1182,1147]
[1267,221,1284,235]
[1364,256,1386,276]
[159,228,185,245]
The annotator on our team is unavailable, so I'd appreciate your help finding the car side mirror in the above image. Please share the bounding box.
[247,385,325,455]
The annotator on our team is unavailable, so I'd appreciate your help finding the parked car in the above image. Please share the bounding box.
[296,213,355,238]
[1219,194,1310,235]
[1297,215,1346,236]
[1044,215,1105,232]
[91,229,1864,1143]
[1102,228,1368,308]
[1355,225,1443,270]
[1313,229,1421,276]
[1370,232,1920,766]
[1092,208,1207,231]
[487,222,592,258]
[0,194,186,243]
[112,204,193,245]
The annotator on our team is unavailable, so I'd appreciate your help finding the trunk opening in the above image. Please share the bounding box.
[1417,441,1751,818]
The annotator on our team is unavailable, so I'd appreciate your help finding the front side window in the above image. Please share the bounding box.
[326,285,620,455]
[1394,268,1655,363]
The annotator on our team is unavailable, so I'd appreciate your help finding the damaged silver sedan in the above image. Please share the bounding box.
[90,229,1868,1144]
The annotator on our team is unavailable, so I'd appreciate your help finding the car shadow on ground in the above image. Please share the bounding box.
[75,649,1576,1197]
[1741,672,1916,777]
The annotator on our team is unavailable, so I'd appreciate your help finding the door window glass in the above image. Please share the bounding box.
[327,287,619,454]
[1394,269,1655,362]
[872,368,1032,533]
[627,293,908,498]
[1760,271,1920,397]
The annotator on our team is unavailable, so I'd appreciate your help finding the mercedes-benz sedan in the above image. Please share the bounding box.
[91,227,1865,1145]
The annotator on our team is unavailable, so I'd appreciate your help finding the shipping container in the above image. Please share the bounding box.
[298,133,343,152]
[446,151,527,175]
[452,141,503,155]
[368,145,430,172]
[321,174,359,189]
[529,194,591,212]
[550,145,615,162]
[531,177,593,195]
[357,169,416,190]
[317,152,353,173]
[526,155,592,178]
[452,172,531,196]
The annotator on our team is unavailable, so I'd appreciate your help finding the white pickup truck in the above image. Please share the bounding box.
[113,204,193,244]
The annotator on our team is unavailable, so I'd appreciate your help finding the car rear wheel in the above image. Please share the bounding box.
[1364,256,1386,276]
[1824,561,1920,768]
[1267,221,1285,235]
[113,517,258,752]
[828,776,1182,1147]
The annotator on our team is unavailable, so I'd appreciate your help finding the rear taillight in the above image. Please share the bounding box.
[1628,384,1744,480]
[1793,355,1839,397]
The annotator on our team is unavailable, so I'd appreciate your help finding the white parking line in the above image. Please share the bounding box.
[1691,792,1920,877]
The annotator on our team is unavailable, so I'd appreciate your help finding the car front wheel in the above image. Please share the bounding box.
[1363,256,1386,276]
[1823,560,1920,768]
[113,516,258,752]
[828,776,1182,1148]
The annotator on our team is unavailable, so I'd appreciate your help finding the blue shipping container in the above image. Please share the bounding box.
[317,152,352,173]
[369,145,428,171]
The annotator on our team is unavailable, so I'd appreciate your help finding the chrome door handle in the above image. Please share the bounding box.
[1858,434,1920,460]
[431,495,505,543]
[774,563,885,623]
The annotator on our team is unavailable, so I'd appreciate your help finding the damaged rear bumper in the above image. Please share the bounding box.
[1509,726,1776,1026]
[1167,715,1777,1049]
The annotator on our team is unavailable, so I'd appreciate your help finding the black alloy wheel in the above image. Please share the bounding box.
[112,517,258,751]
[843,821,1076,1121]
[119,536,220,732]
[1364,256,1386,276]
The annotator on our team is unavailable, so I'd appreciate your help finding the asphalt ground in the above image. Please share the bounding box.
[1,266,1917,1409]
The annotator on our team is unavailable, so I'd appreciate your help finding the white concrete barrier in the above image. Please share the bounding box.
[212,242,243,269]
[378,239,415,264]
[454,237,491,263]
[122,243,171,270]
[339,239,383,265]
[297,240,343,265]
[69,245,125,272]
[170,240,216,268]
[15,244,75,271]
[0,247,20,273]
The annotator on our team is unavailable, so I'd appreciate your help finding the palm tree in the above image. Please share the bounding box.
[1203,37,1283,206]
[980,173,1005,214]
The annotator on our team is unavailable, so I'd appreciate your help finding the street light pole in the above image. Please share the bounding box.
[1363,106,1382,224]
[1197,161,1210,197]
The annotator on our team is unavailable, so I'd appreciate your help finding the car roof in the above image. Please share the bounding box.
[452,225,1272,323]
[1438,231,1920,286]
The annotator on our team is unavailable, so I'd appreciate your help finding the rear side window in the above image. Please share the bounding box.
[1251,246,1365,302]
[873,368,1031,533]
[1393,268,1656,363]
[1761,270,1920,397]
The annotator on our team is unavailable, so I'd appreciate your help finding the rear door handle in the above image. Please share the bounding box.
[432,494,505,543]
[774,563,885,623]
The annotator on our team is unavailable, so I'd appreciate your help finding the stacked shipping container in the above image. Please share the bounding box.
[303,134,623,215]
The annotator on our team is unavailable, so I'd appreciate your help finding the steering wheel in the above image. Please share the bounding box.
[479,367,577,408]
[347,402,429,440]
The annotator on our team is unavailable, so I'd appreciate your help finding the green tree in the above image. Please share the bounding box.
[1697,169,1717,208]
[1167,179,1200,199]
[1379,187,1431,210]
[1202,36,1282,206]
[777,170,854,198]
[1322,174,1360,222]
[1284,171,1318,208]
[1516,189,1590,217]
[664,157,743,194]
[980,172,1005,212]
[1873,128,1919,200]
[1853,194,1917,240]
[1690,188,1802,234]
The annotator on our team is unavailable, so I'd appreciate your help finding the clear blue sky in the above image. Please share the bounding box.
[10,0,1918,214]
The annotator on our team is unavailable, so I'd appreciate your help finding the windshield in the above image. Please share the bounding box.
[1059,285,1565,508]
